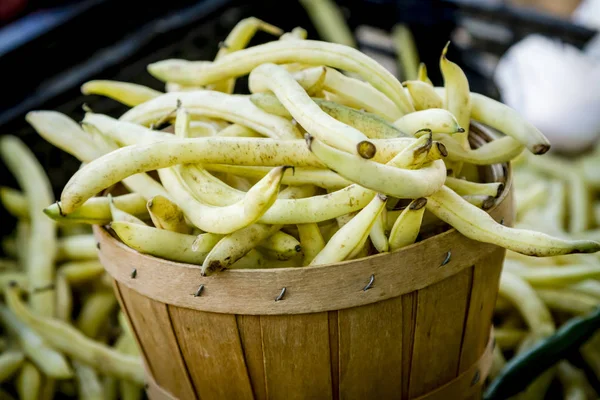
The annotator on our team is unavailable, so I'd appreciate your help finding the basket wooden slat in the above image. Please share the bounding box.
[261,313,333,399]
[402,292,417,398]
[114,284,197,400]
[338,295,404,399]
[459,248,506,373]
[168,306,254,400]
[237,315,268,400]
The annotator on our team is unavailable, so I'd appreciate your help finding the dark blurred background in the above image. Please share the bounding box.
[0,0,597,238]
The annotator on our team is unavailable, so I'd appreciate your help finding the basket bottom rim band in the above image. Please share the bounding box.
[143,330,495,400]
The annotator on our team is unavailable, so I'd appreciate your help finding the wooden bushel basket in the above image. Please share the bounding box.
[95,124,514,400]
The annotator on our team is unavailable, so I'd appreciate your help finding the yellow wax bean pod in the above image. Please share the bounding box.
[74,362,105,400]
[81,80,161,107]
[571,280,600,299]
[147,195,190,234]
[369,209,389,253]
[0,136,56,317]
[346,236,372,260]
[499,271,555,336]
[307,135,446,199]
[557,362,596,400]
[55,274,72,322]
[44,193,148,225]
[203,164,351,190]
[201,224,281,275]
[209,161,438,228]
[0,187,28,219]
[299,0,356,47]
[16,362,42,400]
[103,377,118,400]
[436,133,525,165]
[494,328,526,350]
[426,186,600,257]
[186,120,218,137]
[113,333,143,400]
[392,24,419,81]
[313,99,407,139]
[388,130,433,168]
[76,291,118,338]
[280,27,308,41]
[417,63,433,85]
[26,111,106,160]
[297,223,325,266]
[0,305,73,379]
[435,88,551,155]
[393,108,463,135]
[249,63,376,158]
[388,198,427,251]
[289,66,401,121]
[147,40,414,115]
[15,220,29,267]
[581,334,600,382]
[83,113,174,146]
[440,42,471,149]
[111,222,221,265]
[290,66,328,96]
[462,195,495,210]
[109,195,146,225]
[174,106,191,138]
[228,249,271,269]
[120,91,301,139]
[524,152,589,233]
[0,348,25,383]
[179,165,244,206]
[404,80,443,111]
[216,124,262,138]
[200,185,315,275]
[211,17,283,94]
[310,194,387,266]
[58,260,105,285]
[505,264,600,287]
[56,234,98,261]
[536,289,598,315]
[260,184,375,225]
[57,136,417,213]
[27,111,167,200]
[470,91,551,155]
[258,231,302,261]
[250,93,406,139]
[158,166,286,234]
[445,177,504,198]
[5,284,144,384]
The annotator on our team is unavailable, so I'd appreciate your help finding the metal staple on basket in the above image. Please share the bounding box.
[441,251,452,266]
[275,287,287,301]
[194,284,204,297]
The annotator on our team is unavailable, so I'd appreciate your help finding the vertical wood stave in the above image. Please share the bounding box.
[237,315,268,400]
[168,306,254,400]
[408,268,474,398]
[260,313,332,400]
[458,249,505,373]
[338,296,404,399]
[117,285,197,400]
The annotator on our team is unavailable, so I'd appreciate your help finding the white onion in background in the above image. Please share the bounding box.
[494,34,600,153]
